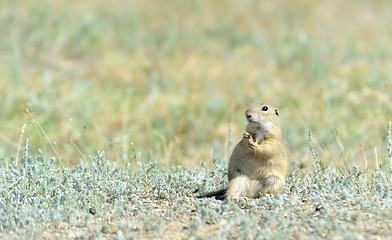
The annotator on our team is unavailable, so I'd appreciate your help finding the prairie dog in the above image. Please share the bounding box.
[226,103,288,198]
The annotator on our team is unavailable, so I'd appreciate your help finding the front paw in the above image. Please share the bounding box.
[243,133,253,143]
[248,142,258,150]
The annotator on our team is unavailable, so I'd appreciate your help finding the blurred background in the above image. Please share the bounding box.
[1,0,391,170]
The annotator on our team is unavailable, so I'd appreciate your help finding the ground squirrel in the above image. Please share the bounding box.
[198,103,288,199]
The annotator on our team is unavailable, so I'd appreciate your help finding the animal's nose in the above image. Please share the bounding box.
[246,114,252,119]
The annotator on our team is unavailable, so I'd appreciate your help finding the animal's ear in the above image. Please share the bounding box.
[275,109,279,116]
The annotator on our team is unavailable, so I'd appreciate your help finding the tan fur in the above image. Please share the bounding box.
[226,103,288,198]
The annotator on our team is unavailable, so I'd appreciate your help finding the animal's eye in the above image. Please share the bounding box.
[262,106,268,111]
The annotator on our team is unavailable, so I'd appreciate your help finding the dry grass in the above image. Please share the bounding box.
[1,0,392,171]
[1,149,392,239]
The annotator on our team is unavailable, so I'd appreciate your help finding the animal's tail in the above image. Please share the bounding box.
[196,189,226,200]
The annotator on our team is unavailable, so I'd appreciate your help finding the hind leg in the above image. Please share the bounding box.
[249,176,284,197]
[226,175,251,198]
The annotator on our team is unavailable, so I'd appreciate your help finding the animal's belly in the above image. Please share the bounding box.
[238,156,270,180]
